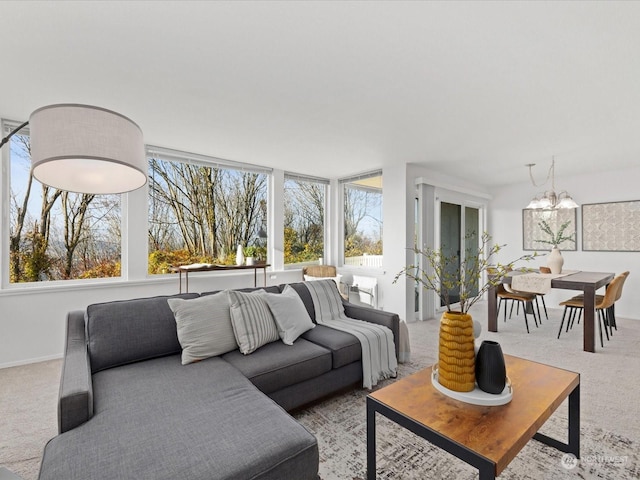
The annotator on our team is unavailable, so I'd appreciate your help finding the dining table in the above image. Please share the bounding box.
[488,270,614,352]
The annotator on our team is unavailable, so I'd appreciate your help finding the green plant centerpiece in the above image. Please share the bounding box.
[395,232,536,392]
[535,220,575,274]
[535,220,575,249]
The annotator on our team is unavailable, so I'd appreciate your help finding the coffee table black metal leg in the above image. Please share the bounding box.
[479,464,495,480]
[533,382,580,458]
[568,383,580,457]
[366,396,496,479]
[366,397,376,480]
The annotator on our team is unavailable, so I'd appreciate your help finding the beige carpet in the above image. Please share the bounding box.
[1,301,639,479]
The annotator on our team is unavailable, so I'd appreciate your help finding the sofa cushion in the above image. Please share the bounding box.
[86,293,199,373]
[39,355,319,480]
[259,285,315,345]
[301,324,361,369]
[167,291,238,364]
[222,338,332,394]
[228,290,280,354]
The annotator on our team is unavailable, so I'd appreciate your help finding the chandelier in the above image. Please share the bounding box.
[525,156,578,209]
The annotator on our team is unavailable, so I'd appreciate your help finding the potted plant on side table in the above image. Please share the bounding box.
[244,246,257,266]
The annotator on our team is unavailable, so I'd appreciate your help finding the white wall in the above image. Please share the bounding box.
[489,165,640,319]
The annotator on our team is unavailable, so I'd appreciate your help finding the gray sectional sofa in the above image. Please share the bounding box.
[38,282,400,480]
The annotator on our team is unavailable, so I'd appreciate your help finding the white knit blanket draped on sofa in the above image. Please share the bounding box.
[304,279,397,389]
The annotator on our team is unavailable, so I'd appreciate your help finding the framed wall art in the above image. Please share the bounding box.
[522,208,577,251]
[582,200,640,251]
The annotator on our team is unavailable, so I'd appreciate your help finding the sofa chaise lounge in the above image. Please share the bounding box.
[38,281,400,480]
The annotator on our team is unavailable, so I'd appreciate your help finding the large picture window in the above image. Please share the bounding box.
[4,121,122,283]
[341,171,383,268]
[147,148,269,274]
[283,174,327,266]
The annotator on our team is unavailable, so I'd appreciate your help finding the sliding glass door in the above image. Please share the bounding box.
[439,202,481,310]
[414,182,486,320]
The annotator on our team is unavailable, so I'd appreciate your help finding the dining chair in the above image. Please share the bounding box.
[536,266,551,320]
[503,266,548,322]
[488,266,541,332]
[566,271,629,335]
[490,278,539,334]
[608,271,629,331]
[557,273,624,347]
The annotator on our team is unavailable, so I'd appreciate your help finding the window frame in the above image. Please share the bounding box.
[146,145,272,275]
[339,170,383,269]
[282,172,329,269]
[1,119,126,288]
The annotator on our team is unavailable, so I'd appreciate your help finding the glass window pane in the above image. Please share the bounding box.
[283,178,325,266]
[343,175,383,267]
[6,127,122,283]
[148,156,268,273]
[440,202,461,307]
[465,206,480,297]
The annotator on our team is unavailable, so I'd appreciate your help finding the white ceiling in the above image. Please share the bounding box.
[2,1,640,188]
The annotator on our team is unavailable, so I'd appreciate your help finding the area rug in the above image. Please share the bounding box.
[294,359,640,480]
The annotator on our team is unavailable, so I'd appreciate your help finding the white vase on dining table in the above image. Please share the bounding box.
[546,246,563,274]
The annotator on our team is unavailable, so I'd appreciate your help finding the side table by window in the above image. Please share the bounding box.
[170,264,270,293]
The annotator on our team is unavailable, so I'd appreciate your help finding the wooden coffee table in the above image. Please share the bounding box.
[367,355,580,479]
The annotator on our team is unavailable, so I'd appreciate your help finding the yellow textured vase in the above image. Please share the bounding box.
[438,311,476,392]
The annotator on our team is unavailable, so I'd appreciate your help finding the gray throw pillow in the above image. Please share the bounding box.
[167,292,238,365]
[227,290,279,354]
[258,285,315,345]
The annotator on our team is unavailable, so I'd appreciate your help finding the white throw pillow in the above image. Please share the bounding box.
[227,290,280,354]
[167,292,238,365]
[258,285,315,345]
[303,274,342,286]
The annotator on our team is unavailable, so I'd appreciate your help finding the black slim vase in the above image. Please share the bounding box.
[475,340,506,394]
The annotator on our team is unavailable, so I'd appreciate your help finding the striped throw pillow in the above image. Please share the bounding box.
[227,290,279,354]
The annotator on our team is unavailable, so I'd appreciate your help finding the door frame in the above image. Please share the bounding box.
[415,183,488,320]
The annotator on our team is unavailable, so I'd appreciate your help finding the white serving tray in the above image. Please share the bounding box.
[431,364,513,406]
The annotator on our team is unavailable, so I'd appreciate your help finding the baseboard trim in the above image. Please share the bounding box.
[0,353,63,370]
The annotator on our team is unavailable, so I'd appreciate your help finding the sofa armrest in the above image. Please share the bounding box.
[343,303,400,361]
[58,310,94,434]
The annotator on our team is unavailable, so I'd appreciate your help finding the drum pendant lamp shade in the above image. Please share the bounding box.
[29,104,147,194]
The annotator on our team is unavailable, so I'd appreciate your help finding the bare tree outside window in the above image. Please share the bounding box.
[7,130,121,282]
[284,178,325,265]
[343,175,383,268]
[148,156,268,273]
